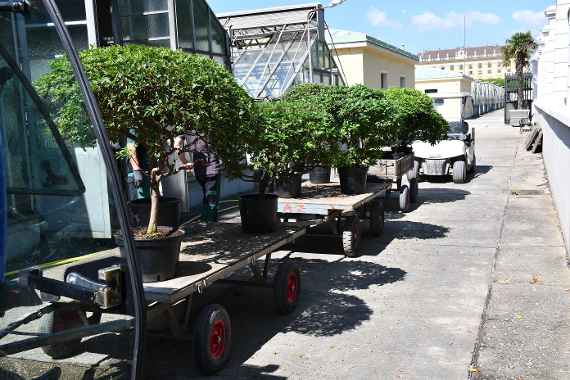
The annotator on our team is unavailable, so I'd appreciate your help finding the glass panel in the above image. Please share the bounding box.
[1,3,135,376]
[117,0,168,15]
[210,16,226,55]
[120,13,170,43]
[28,0,87,24]
[175,0,194,50]
[193,0,209,51]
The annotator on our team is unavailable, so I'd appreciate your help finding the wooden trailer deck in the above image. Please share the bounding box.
[278,181,392,216]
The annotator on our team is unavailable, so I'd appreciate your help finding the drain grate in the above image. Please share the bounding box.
[511,189,544,196]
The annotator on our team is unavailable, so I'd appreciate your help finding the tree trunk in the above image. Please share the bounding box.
[516,62,525,109]
[146,169,160,235]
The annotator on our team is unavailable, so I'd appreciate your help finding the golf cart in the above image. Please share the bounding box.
[412,120,476,184]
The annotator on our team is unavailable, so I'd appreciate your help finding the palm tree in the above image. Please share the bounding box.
[503,32,537,109]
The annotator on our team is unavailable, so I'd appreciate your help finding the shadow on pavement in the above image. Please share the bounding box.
[144,259,406,379]
[384,187,471,215]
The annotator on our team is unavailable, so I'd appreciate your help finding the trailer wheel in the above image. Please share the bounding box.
[368,201,384,237]
[399,186,411,212]
[39,305,85,359]
[342,216,362,257]
[193,304,232,375]
[453,160,467,184]
[274,262,301,315]
[408,160,420,180]
[409,178,419,204]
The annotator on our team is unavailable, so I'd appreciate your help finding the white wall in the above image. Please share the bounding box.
[533,0,570,252]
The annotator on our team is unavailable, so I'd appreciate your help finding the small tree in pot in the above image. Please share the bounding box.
[227,99,334,232]
[35,45,255,281]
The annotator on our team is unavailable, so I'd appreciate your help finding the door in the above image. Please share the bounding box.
[0,1,143,379]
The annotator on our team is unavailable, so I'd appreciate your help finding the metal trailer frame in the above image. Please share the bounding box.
[278,181,392,258]
[0,218,308,375]
[369,153,419,213]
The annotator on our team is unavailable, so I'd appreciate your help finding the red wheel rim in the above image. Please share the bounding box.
[209,320,225,359]
[286,273,299,304]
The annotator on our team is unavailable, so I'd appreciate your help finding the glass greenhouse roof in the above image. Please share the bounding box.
[219,4,345,99]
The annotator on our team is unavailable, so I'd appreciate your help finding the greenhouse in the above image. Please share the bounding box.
[218,4,345,99]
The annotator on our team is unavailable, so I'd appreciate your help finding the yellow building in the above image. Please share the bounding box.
[417,46,514,80]
[328,30,418,89]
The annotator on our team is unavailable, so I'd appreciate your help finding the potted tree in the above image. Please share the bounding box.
[36,44,255,282]
[228,99,334,233]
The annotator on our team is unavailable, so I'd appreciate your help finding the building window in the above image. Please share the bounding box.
[459,64,464,70]
[488,70,492,74]
[469,71,473,75]
[399,76,406,88]
[433,98,445,105]
[450,65,455,71]
[488,62,492,68]
[478,63,483,68]
[498,69,502,74]
[469,64,473,69]
[380,72,388,89]
[425,89,438,94]
[478,70,483,75]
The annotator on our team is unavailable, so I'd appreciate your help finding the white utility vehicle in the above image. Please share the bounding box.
[412,121,476,184]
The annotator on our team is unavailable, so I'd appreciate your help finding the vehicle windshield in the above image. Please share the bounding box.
[448,121,467,135]
[0,1,136,377]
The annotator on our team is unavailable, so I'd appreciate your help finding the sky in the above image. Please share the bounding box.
[209,0,553,54]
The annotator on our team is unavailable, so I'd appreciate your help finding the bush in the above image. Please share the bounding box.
[35,45,256,233]
[382,88,448,147]
[285,84,393,167]
[240,99,335,192]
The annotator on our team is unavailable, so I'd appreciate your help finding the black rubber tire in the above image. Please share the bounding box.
[409,178,419,204]
[274,261,301,315]
[39,305,85,359]
[453,160,467,184]
[342,216,362,257]
[470,156,477,173]
[399,186,411,212]
[193,304,232,375]
[368,201,384,237]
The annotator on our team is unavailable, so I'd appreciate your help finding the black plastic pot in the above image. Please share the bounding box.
[116,227,184,283]
[338,166,368,195]
[239,193,279,233]
[309,166,332,184]
[274,174,302,198]
[129,197,181,228]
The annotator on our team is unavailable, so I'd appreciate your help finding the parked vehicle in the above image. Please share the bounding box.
[412,120,476,184]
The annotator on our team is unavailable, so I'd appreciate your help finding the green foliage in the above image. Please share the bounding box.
[285,84,447,167]
[382,88,448,146]
[285,84,391,167]
[35,44,255,173]
[503,32,537,70]
[480,78,505,88]
[243,99,335,180]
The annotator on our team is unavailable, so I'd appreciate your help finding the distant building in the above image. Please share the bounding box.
[418,46,514,80]
[328,29,418,89]
[415,67,504,121]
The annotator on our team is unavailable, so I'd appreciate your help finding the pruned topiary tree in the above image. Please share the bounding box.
[35,44,256,236]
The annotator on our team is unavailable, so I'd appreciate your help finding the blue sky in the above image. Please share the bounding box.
[209,0,552,54]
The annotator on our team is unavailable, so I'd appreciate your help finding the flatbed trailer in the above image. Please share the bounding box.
[0,216,308,375]
[369,153,419,212]
[278,181,392,257]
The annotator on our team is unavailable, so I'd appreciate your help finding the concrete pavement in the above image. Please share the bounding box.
[2,110,569,379]
[179,110,568,380]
